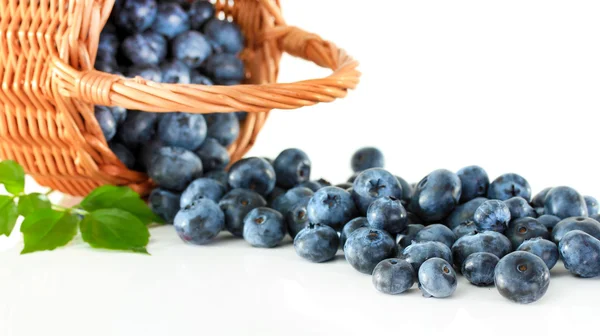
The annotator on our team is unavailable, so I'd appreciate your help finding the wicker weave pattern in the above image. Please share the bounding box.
[0,0,360,196]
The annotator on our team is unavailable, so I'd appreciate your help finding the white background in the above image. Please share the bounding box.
[2,1,600,335]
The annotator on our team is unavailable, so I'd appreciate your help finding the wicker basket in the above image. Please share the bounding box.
[0,0,360,197]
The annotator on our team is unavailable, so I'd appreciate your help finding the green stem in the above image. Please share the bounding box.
[44,189,54,196]
[52,204,88,216]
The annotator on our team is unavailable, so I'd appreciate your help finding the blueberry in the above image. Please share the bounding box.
[294,223,340,263]
[97,31,119,62]
[344,228,396,274]
[488,173,532,201]
[114,0,157,32]
[410,169,461,222]
[202,18,244,54]
[452,221,478,239]
[188,0,215,30]
[347,172,359,183]
[286,201,310,239]
[117,111,159,150]
[273,148,311,188]
[174,198,224,245]
[109,106,128,125]
[418,258,457,298]
[474,200,511,233]
[180,178,227,207]
[352,168,403,214]
[190,71,214,85]
[271,187,313,215]
[414,224,456,248]
[552,216,600,243]
[153,2,190,39]
[451,231,512,269]
[267,186,287,208]
[138,139,164,170]
[559,230,600,278]
[172,31,212,68]
[202,53,245,85]
[351,147,384,172]
[340,217,368,250]
[127,65,162,82]
[585,196,599,216]
[461,252,499,286]
[504,197,536,219]
[505,217,549,249]
[397,224,424,249]
[148,146,203,191]
[517,237,559,270]
[235,111,248,121]
[592,214,600,222]
[194,138,230,171]
[372,258,415,295]
[494,251,550,304]
[537,214,561,231]
[543,186,588,219]
[122,32,167,66]
[444,197,487,229]
[160,60,191,84]
[297,180,322,192]
[219,188,266,237]
[204,169,229,186]
[398,241,453,272]
[148,188,181,223]
[243,207,286,248]
[366,196,407,235]
[407,212,422,225]
[204,113,240,147]
[95,60,119,73]
[531,187,552,208]
[157,113,207,151]
[336,182,353,190]
[457,165,489,203]
[228,157,276,196]
[307,186,358,231]
[109,142,136,169]
[94,106,117,141]
[395,176,413,206]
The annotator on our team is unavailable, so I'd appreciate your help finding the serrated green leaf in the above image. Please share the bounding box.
[18,193,51,216]
[0,160,25,194]
[80,185,163,225]
[20,209,79,254]
[80,209,150,253]
[0,195,19,236]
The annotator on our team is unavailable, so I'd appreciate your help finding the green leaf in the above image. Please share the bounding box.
[0,160,25,194]
[80,185,163,225]
[18,193,51,216]
[80,209,150,254]
[0,195,19,236]
[20,209,79,254]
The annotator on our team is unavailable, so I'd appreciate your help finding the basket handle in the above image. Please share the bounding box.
[51,26,360,114]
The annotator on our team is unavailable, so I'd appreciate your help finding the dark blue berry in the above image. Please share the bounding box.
[127,65,162,82]
[504,197,536,219]
[559,230,600,278]
[271,187,313,215]
[195,138,230,171]
[351,147,384,172]
[461,252,499,286]
[451,231,512,269]
[552,216,600,243]
[585,196,599,216]
[97,31,119,63]
[243,207,286,248]
[273,148,311,188]
[202,18,244,54]
[352,168,403,214]
[397,224,424,249]
[452,221,478,239]
[157,113,207,151]
[414,224,456,249]
[286,201,310,239]
[147,146,203,191]
[418,258,457,298]
[174,198,224,245]
[297,180,322,192]
[531,187,552,208]
[537,214,561,231]
[366,196,407,235]
[307,186,358,231]
[372,258,415,295]
[294,223,339,263]
[202,53,245,85]
[544,186,588,219]
[340,217,368,250]
[94,106,117,141]
[410,169,461,222]
[219,188,266,237]
[344,228,396,274]
[336,182,353,190]
[474,200,511,233]
[190,70,214,85]
[160,60,191,84]
[122,32,167,66]
[395,176,413,206]
[494,251,550,304]
[188,0,215,30]
[118,111,159,150]
[205,113,240,147]
[172,31,212,68]
[115,0,157,33]
[517,237,559,270]
[204,169,229,186]
[109,142,136,169]
[152,2,190,39]
[148,188,181,223]
[505,217,549,249]
[180,177,227,207]
[109,106,127,125]
[488,173,532,202]
[267,186,287,207]
[457,165,489,203]
[228,157,276,196]
[399,241,452,272]
[444,197,487,230]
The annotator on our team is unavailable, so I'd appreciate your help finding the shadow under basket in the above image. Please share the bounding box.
[0,0,360,197]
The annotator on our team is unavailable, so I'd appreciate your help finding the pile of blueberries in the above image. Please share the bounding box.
[93,0,246,182]
[163,146,600,304]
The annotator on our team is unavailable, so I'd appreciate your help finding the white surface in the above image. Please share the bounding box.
[2,1,600,335]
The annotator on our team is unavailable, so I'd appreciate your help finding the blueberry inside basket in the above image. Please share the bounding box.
[0,0,360,197]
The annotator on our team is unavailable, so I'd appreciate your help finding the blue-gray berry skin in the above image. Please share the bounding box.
[267,186,287,208]
[298,180,322,192]
[148,146,203,191]
[340,217,368,250]
[94,106,117,141]
[122,32,167,66]
[366,196,408,235]
[273,148,311,188]
[462,252,499,286]
[204,169,229,187]
[195,138,230,171]
[127,65,162,82]
[452,231,512,269]
[271,187,313,215]
[395,176,413,206]
[592,214,600,222]
[457,165,489,203]
[172,31,212,68]
[97,31,119,63]
[205,113,240,147]
[190,70,214,85]
[228,157,276,196]
[180,178,227,207]
[488,173,532,202]
[109,142,136,170]
[504,197,536,219]
[406,212,422,225]
[218,188,266,237]
[399,241,453,272]
[351,147,384,172]
[414,224,456,248]
[474,200,511,233]
[494,251,550,304]
[118,111,159,151]
[352,168,403,214]
[344,228,396,274]
[138,139,163,171]
[552,216,600,243]
[307,187,358,231]
[543,186,588,219]
[397,224,424,249]
[109,106,128,125]
[148,188,181,224]
[559,230,600,278]
[505,217,550,250]
[153,2,190,39]
[418,258,457,298]
[584,196,599,216]
[537,214,561,231]
[115,0,157,33]
[444,197,487,230]
[372,258,415,295]
[243,207,286,248]
[336,182,353,190]
[202,19,244,54]
[531,187,552,208]
[410,169,461,222]
[517,237,559,270]
[452,221,478,239]
[202,53,245,85]
[174,198,224,245]
[294,224,340,263]
[188,0,215,30]
[286,201,310,239]
[160,59,191,84]
[157,112,207,151]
